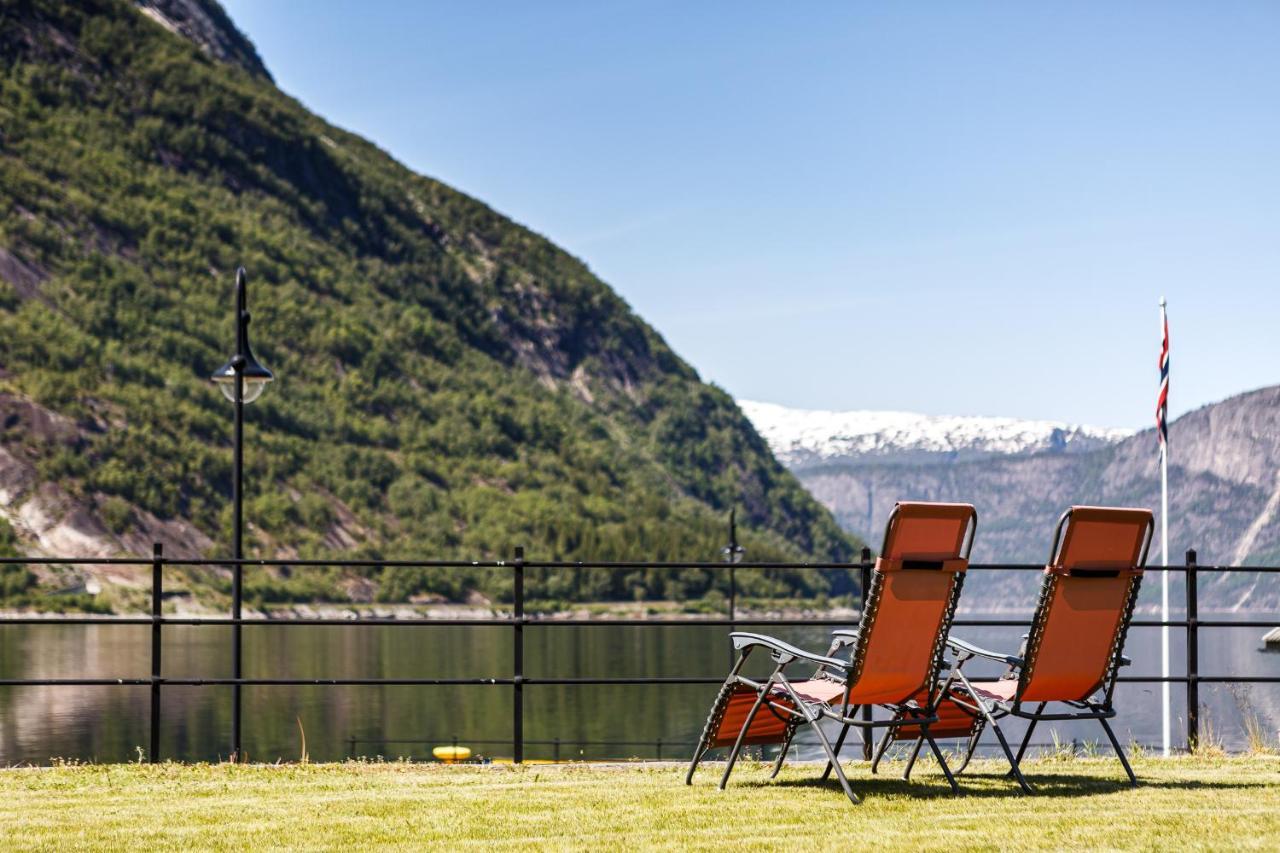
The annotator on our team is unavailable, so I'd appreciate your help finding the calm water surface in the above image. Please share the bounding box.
[1,614,1277,764]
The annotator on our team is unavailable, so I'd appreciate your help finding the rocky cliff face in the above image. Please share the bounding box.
[134,0,271,80]
[749,386,1280,610]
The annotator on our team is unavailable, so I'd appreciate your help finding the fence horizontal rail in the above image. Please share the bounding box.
[341,736,1204,758]
[2,546,1277,764]
[345,735,704,761]
[348,738,701,747]
[5,555,1280,572]
[4,616,1278,629]
[5,675,1280,689]
[0,557,871,570]
[345,737,1151,757]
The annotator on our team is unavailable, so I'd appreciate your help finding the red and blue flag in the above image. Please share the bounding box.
[1157,308,1169,450]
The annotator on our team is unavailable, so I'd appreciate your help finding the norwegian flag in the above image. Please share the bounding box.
[1157,304,1169,450]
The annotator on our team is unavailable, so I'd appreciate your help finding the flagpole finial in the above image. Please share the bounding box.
[1159,296,1167,308]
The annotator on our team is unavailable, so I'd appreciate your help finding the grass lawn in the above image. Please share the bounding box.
[1,755,1278,850]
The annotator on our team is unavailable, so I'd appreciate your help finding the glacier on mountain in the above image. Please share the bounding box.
[739,400,1136,468]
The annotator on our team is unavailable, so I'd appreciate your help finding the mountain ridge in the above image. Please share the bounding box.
[0,0,858,613]
[746,386,1280,610]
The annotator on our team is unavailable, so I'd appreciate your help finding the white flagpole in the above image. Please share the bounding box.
[1160,297,1170,757]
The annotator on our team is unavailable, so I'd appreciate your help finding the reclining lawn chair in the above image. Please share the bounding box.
[891,506,1153,793]
[684,501,977,804]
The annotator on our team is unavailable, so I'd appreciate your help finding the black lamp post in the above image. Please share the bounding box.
[721,509,745,624]
[210,267,273,761]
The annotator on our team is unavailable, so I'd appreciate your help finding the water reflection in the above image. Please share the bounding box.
[0,615,1276,764]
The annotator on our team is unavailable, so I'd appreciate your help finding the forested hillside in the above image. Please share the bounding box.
[0,0,859,611]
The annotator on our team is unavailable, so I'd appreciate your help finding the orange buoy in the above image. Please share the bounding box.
[432,745,472,763]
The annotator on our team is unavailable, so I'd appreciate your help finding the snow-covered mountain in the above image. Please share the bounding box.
[740,388,1280,610]
[739,400,1136,469]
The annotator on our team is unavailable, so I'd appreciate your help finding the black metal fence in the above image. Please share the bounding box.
[1,546,1278,763]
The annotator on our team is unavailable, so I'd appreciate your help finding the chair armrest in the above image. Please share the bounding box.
[730,632,849,670]
[827,628,860,654]
[947,636,1024,667]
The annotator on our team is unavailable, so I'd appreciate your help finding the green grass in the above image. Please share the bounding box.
[1,756,1278,850]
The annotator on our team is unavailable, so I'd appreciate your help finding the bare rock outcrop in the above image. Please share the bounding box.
[134,0,272,81]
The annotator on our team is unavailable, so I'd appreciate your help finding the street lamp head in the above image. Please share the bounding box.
[211,354,273,403]
[210,267,273,404]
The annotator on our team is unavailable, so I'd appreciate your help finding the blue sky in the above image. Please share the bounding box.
[222,1,1279,428]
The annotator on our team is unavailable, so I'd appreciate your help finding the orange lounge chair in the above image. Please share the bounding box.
[684,501,977,803]
[913,506,1153,792]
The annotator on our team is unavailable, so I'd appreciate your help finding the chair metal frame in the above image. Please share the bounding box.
[685,503,977,804]
[926,507,1154,793]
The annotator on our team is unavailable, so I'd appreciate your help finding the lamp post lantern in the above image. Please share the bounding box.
[210,266,272,761]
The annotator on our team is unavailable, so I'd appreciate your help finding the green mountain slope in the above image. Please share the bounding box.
[0,0,859,610]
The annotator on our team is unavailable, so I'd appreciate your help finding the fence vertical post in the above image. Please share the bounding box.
[727,563,737,669]
[150,542,163,763]
[513,546,525,765]
[1185,548,1199,752]
[859,546,873,760]
[728,565,736,625]
[726,508,739,625]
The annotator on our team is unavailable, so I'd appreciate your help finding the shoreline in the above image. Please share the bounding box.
[1,602,1275,621]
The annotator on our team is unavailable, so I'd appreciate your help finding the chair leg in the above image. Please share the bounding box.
[901,735,925,781]
[687,659,752,785]
[870,725,895,774]
[1003,701,1044,773]
[808,715,859,804]
[990,720,1034,794]
[685,742,710,785]
[820,720,853,782]
[718,681,771,791]
[953,722,986,775]
[1098,717,1138,787]
[775,680,859,804]
[769,727,795,779]
[955,672,1033,794]
[923,729,960,794]
[1009,702,1045,774]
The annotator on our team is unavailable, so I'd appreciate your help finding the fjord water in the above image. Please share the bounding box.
[1,616,1276,764]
